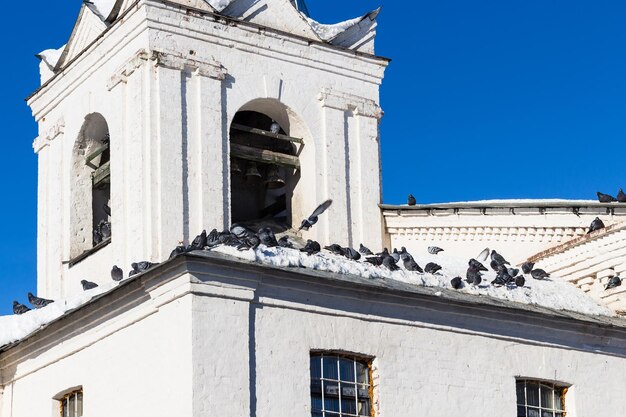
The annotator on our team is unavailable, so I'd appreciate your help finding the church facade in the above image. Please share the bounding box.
[2,1,626,416]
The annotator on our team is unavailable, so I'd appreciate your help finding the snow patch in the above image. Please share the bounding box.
[212,245,612,317]
[304,15,362,41]
[206,0,237,12]
[88,0,117,19]
[36,45,66,69]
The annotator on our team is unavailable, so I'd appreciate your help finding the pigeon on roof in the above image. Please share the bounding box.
[111,265,124,281]
[597,191,617,203]
[81,280,99,291]
[618,188,626,203]
[588,217,605,234]
[28,292,54,309]
[13,301,31,315]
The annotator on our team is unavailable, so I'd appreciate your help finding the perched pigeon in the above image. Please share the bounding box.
[270,121,281,134]
[230,224,256,240]
[299,200,333,231]
[469,258,488,272]
[597,192,617,203]
[605,275,622,290]
[403,257,423,273]
[491,274,508,287]
[237,235,260,251]
[93,229,103,245]
[28,292,54,309]
[99,220,112,240]
[325,244,345,256]
[359,244,373,255]
[391,249,401,263]
[428,246,444,255]
[111,265,124,281]
[515,275,526,287]
[618,189,626,203]
[190,230,207,249]
[531,269,550,280]
[278,236,294,249]
[13,301,30,315]
[521,261,535,275]
[507,268,520,278]
[81,280,99,291]
[408,194,416,206]
[300,240,321,256]
[169,245,190,259]
[343,247,361,261]
[129,261,157,277]
[491,250,510,266]
[365,256,384,267]
[383,256,400,271]
[206,229,221,247]
[588,217,605,234]
[217,231,242,247]
[398,247,411,260]
[477,247,490,262]
[466,266,483,285]
[490,260,500,272]
[424,262,442,274]
[376,248,390,257]
[450,276,463,289]
[257,227,279,247]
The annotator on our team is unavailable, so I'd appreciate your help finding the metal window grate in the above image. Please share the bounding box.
[516,380,566,417]
[310,353,373,417]
[60,389,83,417]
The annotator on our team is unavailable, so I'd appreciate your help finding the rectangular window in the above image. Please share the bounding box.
[516,380,567,417]
[60,389,83,417]
[310,352,373,417]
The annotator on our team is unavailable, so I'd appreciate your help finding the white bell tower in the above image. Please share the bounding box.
[28,0,389,299]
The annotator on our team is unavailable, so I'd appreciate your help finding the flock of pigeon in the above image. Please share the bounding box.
[12,192,624,316]
[596,189,626,203]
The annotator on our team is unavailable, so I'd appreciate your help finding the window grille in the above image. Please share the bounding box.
[310,353,373,417]
[59,389,83,417]
[516,380,567,417]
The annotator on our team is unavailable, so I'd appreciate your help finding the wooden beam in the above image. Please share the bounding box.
[85,143,110,169]
[231,123,304,144]
[230,143,300,168]
[92,161,111,188]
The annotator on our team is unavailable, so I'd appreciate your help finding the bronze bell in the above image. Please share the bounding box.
[265,165,286,189]
[245,161,262,179]
[231,158,243,175]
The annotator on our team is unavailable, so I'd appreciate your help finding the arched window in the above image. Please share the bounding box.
[229,109,302,228]
[70,113,111,261]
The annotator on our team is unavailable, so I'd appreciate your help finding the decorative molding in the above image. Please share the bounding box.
[32,117,65,154]
[108,49,227,90]
[318,88,383,119]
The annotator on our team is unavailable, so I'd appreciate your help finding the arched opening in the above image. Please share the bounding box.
[229,101,307,230]
[70,113,111,260]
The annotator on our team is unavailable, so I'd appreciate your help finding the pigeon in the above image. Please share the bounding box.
[492,265,512,286]
[324,244,345,256]
[477,247,490,262]
[466,266,483,285]
[408,194,416,206]
[299,200,333,231]
[398,247,411,260]
[93,229,103,245]
[278,236,294,249]
[605,275,622,290]
[98,220,112,240]
[383,256,400,271]
[376,248,390,257]
[451,276,463,289]
[28,292,54,309]
[343,247,361,261]
[103,203,111,217]
[531,269,550,280]
[359,244,373,255]
[365,256,384,267]
[403,257,423,273]
[424,262,442,274]
[515,275,526,287]
[129,261,157,277]
[81,280,99,290]
[300,240,321,256]
[257,227,279,247]
[217,231,242,247]
[111,265,124,281]
[588,217,605,234]
[13,301,30,315]
[469,258,488,272]
[507,268,520,278]
[491,250,510,266]
[237,235,261,251]
[618,189,626,203]
[206,229,221,247]
[428,246,444,255]
[490,260,500,272]
[270,121,281,134]
[521,261,535,275]
[190,230,207,249]
[169,245,190,259]
[230,224,256,240]
[597,192,617,203]
[391,249,401,262]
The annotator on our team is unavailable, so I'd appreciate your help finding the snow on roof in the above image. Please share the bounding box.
[0,242,612,350]
[87,0,117,20]
[207,0,237,12]
[304,15,363,41]
[36,45,66,70]
[382,199,619,210]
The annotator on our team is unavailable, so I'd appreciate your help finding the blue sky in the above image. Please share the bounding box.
[0,1,624,314]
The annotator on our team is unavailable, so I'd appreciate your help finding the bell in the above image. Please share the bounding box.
[265,165,286,189]
[231,159,243,175]
[245,161,262,179]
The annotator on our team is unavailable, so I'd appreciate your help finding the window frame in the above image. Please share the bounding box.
[310,351,375,417]
[516,378,568,417]
[58,388,83,417]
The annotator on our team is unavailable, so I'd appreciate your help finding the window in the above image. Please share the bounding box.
[516,380,567,417]
[59,389,83,417]
[310,353,373,417]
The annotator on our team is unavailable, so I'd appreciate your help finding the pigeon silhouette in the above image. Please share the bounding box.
[428,246,444,255]
[490,260,500,272]
[408,194,416,206]
[81,280,99,291]
[324,244,345,256]
[257,228,279,247]
[491,250,510,266]
[299,200,333,231]
[28,292,54,309]
[451,276,463,289]
[169,245,190,259]
[129,261,157,277]
[365,256,384,267]
[300,240,321,256]
[191,230,207,249]
[383,256,400,271]
[507,268,520,278]
[99,220,112,240]
[531,269,550,280]
[424,262,442,274]
[403,257,423,273]
[206,229,221,247]
[111,265,124,281]
[391,249,401,262]
[13,301,30,315]
[588,217,605,234]
[521,261,535,275]
[618,189,626,203]
[515,275,525,287]
[359,244,373,255]
[597,192,617,203]
[376,248,390,257]
[230,224,256,240]
[278,236,294,249]
[468,258,488,272]
[93,229,103,245]
[343,247,361,261]
[605,275,622,290]
[466,266,483,285]
[270,121,281,134]
[237,235,261,251]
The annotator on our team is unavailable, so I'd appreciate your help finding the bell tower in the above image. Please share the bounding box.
[28,0,388,299]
